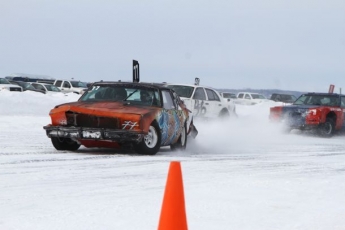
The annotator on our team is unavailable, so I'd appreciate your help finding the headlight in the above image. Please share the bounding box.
[301,109,317,117]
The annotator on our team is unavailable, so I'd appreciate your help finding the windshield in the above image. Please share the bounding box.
[0,78,11,84]
[71,81,88,88]
[222,93,237,99]
[80,85,161,106]
[22,82,36,90]
[165,85,194,98]
[45,84,61,92]
[252,94,266,99]
[281,95,296,101]
[294,94,340,106]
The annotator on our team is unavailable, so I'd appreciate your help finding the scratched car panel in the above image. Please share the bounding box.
[43,81,198,155]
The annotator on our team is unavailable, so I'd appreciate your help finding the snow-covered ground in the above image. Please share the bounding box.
[1,91,345,230]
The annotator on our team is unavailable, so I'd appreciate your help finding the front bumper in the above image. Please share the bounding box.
[284,115,320,130]
[43,125,144,143]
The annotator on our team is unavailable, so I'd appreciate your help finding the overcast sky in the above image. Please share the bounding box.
[1,0,344,92]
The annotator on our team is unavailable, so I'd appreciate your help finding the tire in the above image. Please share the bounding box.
[219,109,230,119]
[170,124,187,151]
[134,121,161,155]
[318,117,335,137]
[51,137,80,151]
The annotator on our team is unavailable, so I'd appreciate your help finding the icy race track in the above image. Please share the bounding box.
[1,91,345,230]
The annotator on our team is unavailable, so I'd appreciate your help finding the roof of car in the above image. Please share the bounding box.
[303,92,345,96]
[237,92,264,95]
[163,83,221,91]
[91,81,171,90]
[55,79,86,82]
[31,82,53,86]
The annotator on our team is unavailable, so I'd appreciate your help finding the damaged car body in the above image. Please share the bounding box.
[43,81,198,155]
[269,92,345,137]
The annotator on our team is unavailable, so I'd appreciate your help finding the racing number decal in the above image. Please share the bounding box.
[91,86,100,91]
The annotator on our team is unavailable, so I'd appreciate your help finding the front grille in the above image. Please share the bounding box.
[10,87,22,92]
[66,112,119,129]
[290,111,301,117]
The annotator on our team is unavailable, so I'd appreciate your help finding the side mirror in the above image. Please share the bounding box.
[227,98,230,102]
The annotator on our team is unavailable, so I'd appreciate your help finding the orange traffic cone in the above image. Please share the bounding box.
[158,161,188,230]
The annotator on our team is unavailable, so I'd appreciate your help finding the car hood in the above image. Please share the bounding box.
[280,105,321,113]
[51,101,159,117]
[26,89,46,94]
[0,83,22,88]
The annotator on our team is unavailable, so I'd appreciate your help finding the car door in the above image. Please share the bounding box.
[237,93,244,104]
[54,80,63,90]
[191,87,207,117]
[341,96,345,129]
[160,89,183,145]
[205,88,223,117]
[62,81,72,93]
[244,93,252,105]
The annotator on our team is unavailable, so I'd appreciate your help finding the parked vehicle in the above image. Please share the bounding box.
[53,80,88,94]
[270,93,296,104]
[5,75,55,84]
[9,81,45,94]
[219,92,237,99]
[43,60,198,155]
[44,82,198,155]
[30,82,63,94]
[236,92,268,105]
[0,78,23,92]
[269,92,345,137]
[165,80,236,119]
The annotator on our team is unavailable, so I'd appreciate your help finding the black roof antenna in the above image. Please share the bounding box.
[133,60,140,83]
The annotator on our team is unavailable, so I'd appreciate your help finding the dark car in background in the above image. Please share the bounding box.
[9,81,45,94]
[270,93,297,103]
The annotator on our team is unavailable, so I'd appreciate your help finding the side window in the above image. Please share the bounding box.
[55,80,62,87]
[162,90,176,109]
[63,81,71,88]
[35,84,45,91]
[193,87,206,100]
[212,90,221,101]
[205,88,219,101]
[205,89,214,100]
[341,97,345,108]
[238,93,244,99]
[245,94,251,99]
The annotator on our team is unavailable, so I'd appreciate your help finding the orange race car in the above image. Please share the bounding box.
[43,81,198,155]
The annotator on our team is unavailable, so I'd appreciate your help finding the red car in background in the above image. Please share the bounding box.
[269,92,345,137]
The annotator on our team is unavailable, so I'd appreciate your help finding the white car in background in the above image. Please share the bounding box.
[53,80,88,94]
[0,78,23,92]
[236,92,269,105]
[219,92,237,99]
[30,82,64,95]
[165,81,236,119]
